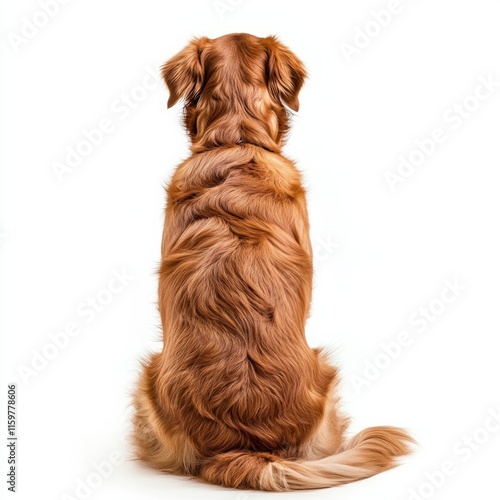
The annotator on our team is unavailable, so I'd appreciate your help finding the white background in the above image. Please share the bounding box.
[1,0,500,499]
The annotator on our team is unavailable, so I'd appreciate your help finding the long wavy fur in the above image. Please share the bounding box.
[132,33,413,491]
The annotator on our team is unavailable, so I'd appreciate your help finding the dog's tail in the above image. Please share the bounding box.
[199,426,414,491]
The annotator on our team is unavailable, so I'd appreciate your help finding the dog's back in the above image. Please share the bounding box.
[133,34,413,491]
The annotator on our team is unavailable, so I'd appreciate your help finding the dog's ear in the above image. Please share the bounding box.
[263,36,307,112]
[162,37,210,108]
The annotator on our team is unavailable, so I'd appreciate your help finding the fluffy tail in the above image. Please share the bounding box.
[199,426,414,491]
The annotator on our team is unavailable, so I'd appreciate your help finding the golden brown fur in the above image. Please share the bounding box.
[133,33,413,490]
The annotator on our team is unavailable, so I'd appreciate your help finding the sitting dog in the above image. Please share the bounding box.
[133,33,413,491]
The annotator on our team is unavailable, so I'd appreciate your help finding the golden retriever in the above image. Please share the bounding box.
[132,33,413,491]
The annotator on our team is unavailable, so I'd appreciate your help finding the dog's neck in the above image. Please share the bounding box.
[188,117,284,154]
[184,93,289,154]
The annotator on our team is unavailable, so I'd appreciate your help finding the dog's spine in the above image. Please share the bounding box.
[199,426,414,491]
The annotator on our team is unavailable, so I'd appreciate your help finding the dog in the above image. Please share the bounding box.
[132,33,413,491]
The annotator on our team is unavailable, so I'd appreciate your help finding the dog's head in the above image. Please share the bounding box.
[161,33,306,152]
